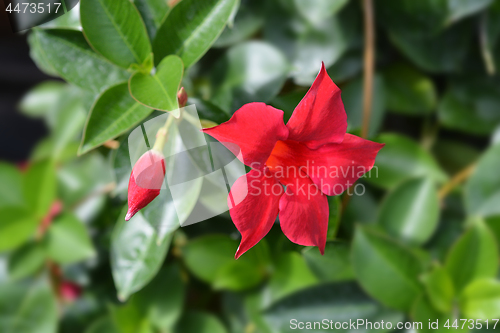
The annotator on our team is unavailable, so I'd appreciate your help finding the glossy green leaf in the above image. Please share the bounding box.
[8,243,46,280]
[174,311,227,333]
[111,206,173,301]
[0,281,58,333]
[367,133,447,189]
[264,282,404,333]
[0,207,38,253]
[302,242,354,282]
[343,74,386,138]
[268,252,318,303]
[31,29,130,94]
[153,0,239,68]
[447,0,494,24]
[79,82,152,155]
[132,264,185,331]
[294,0,349,24]
[378,178,440,245]
[352,226,423,311]
[23,160,57,218]
[459,278,500,319]
[383,63,437,115]
[465,143,500,217]
[27,31,59,77]
[439,79,500,135]
[0,163,24,209]
[129,55,183,114]
[211,41,289,112]
[133,0,170,41]
[18,81,65,118]
[80,0,151,68]
[421,264,455,313]
[445,220,498,292]
[45,213,96,264]
[108,301,150,333]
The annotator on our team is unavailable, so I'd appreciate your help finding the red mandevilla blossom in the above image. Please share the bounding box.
[203,63,384,258]
[126,150,166,221]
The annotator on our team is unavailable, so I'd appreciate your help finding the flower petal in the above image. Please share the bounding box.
[203,102,289,168]
[228,168,283,259]
[286,63,347,148]
[278,174,328,254]
[269,134,384,196]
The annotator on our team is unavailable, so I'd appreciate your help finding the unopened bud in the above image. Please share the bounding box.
[177,87,188,108]
[126,150,166,221]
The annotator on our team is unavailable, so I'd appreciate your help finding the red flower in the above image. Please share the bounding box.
[60,281,82,302]
[203,64,384,258]
[126,150,166,221]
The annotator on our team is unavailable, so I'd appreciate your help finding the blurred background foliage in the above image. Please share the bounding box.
[2,0,500,332]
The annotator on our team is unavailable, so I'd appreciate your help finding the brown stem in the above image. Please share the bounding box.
[361,0,375,140]
[438,163,477,200]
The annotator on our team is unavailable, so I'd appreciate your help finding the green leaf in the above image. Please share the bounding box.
[383,63,437,115]
[45,213,96,264]
[302,242,354,282]
[388,20,473,73]
[459,278,500,319]
[23,160,57,218]
[411,295,454,333]
[343,74,386,138]
[447,0,494,24]
[445,219,498,292]
[270,91,305,124]
[132,264,185,331]
[188,98,230,124]
[293,0,349,25]
[211,41,289,112]
[264,282,404,333]
[367,133,448,189]
[0,281,58,333]
[31,29,130,94]
[108,302,150,333]
[421,264,455,313]
[153,0,239,68]
[351,226,424,311]
[0,207,38,253]
[438,79,500,135]
[326,195,341,241]
[133,0,170,41]
[80,0,151,68]
[129,55,183,114]
[8,243,46,280]
[0,163,24,209]
[85,316,120,333]
[18,81,65,118]
[378,177,440,245]
[465,143,500,217]
[79,82,153,155]
[27,32,59,77]
[174,311,227,333]
[213,260,263,291]
[268,252,318,303]
[111,206,173,301]
[433,139,480,175]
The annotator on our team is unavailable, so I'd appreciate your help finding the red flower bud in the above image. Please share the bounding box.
[177,87,188,108]
[126,150,166,221]
[60,281,82,302]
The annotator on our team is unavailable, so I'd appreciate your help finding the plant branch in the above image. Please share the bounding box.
[361,0,375,139]
[438,163,476,200]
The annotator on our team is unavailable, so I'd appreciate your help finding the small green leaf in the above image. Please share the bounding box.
[153,0,239,68]
[111,206,173,301]
[0,281,58,333]
[351,226,423,311]
[368,133,448,189]
[0,162,24,209]
[81,0,151,68]
[79,82,153,155]
[174,311,227,333]
[23,160,57,218]
[129,55,183,114]
[383,63,437,115]
[465,143,500,217]
[302,242,354,282]
[45,213,96,264]
[268,252,318,303]
[421,264,455,313]
[378,177,440,245]
[445,220,498,292]
[31,29,130,94]
[459,278,500,319]
[8,242,46,280]
[0,207,38,253]
[18,81,65,118]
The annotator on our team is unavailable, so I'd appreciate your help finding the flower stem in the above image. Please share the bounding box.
[438,163,477,200]
[152,114,175,152]
[361,0,375,139]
